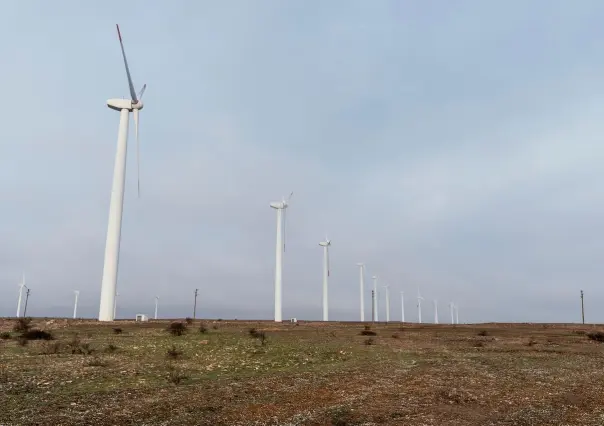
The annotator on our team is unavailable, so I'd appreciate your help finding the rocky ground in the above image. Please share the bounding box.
[1,318,604,425]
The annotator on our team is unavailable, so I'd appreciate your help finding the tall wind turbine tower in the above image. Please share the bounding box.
[449,302,455,324]
[16,274,26,318]
[372,276,379,322]
[417,289,424,324]
[455,304,460,324]
[319,237,331,321]
[270,192,293,322]
[113,292,119,320]
[400,291,405,322]
[433,300,439,324]
[356,263,365,322]
[73,291,80,319]
[384,284,390,323]
[99,25,147,322]
[154,296,159,320]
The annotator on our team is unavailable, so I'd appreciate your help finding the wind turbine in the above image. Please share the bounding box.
[73,291,80,319]
[16,273,26,318]
[400,291,405,322]
[154,296,159,320]
[356,263,365,322]
[319,236,331,322]
[449,302,455,324]
[384,284,390,323]
[372,276,379,322]
[433,299,439,324]
[98,25,147,322]
[417,289,424,324]
[455,304,460,324]
[270,192,293,322]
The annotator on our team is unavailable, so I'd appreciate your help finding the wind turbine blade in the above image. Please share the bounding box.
[138,83,147,100]
[116,24,138,102]
[134,108,140,197]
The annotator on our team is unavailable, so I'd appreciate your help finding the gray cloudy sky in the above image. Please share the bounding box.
[2,1,604,323]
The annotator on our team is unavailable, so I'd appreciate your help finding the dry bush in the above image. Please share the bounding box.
[166,364,189,385]
[364,338,375,346]
[112,327,123,335]
[22,329,53,341]
[199,323,208,333]
[391,333,400,339]
[166,345,183,359]
[167,322,187,336]
[13,318,32,333]
[360,325,377,336]
[0,332,11,340]
[105,344,118,353]
[67,334,94,355]
[85,356,109,367]
[587,331,604,342]
[477,330,489,336]
[185,317,193,325]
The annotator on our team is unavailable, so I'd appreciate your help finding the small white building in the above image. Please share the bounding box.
[135,314,149,322]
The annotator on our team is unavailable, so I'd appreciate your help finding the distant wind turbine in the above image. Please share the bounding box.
[16,273,26,318]
[400,291,405,322]
[417,289,424,324]
[270,192,293,322]
[73,291,80,319]
[99,24,147,322]
[319,236,331,321]
[455,304,460,324]
[384,284,390,323]
[434,299,439,324]
[449,302,455,324]
[372,276,379,322]
[356,263,365,322]
[154,296,159,320]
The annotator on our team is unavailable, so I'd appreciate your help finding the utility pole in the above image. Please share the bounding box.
[371,290,375,324]
[23,288,31,317]
[193,288,199,319]
[581,290,585,324]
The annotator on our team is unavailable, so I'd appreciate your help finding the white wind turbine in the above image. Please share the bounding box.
[400,291,405,322]
[384,284,390,323]
[356,263,365,322]
[270,192,293,322]
[449,302,455,324]
[372,276,379,322]
[99,25,147,322]
[319,236,331,322]
[417,289,424,324]
[113,292,119,320]
[455,304,460,324]
[73,291,80,319]
[16,273,26,318]
[433,299,439,324]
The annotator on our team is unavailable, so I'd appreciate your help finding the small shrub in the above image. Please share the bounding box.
[474,340,485,348]
[587,331,604,342]
[391,333,400,339]
[199,323,208,333]
[105,344,118,353]
[364,338,375,346]
[67,334,94,355]
[573,330,587,335]
[0,332,11,340]
[166,345,183,359]
[360,328,377,336]
[526,339,537,347]
[477,330,488,337]
[40,341,62,355]
[167,322,187,336]
[112,327,123,335]
[328,406,354,426]
[212,325,218,330]
[13,318,32,333]
[17,337,28,347]
[166,364,189,385]
[22,329,53,341]
[248,328,259,337]
[185,317,193,325]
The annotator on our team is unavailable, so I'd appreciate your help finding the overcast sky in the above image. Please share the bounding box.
[2,1,604,323]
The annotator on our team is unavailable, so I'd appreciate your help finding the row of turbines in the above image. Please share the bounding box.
[269,195,461,324]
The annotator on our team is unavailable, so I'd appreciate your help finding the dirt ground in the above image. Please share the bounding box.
[1,318,604,425]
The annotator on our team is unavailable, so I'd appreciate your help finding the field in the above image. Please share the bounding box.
[1,319,604,425]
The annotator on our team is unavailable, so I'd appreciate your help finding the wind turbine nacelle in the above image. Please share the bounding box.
[319,241,331,247]
[270,202,286,209]
[107,98,144,111]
